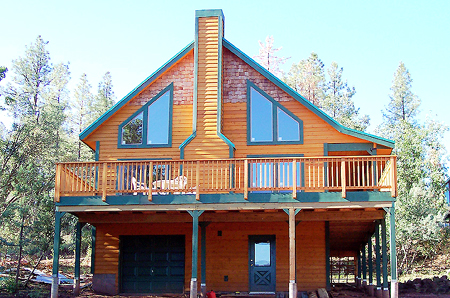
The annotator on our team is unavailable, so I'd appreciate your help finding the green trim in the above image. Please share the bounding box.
[381,218,388,289]
[118,83,173,148]
[325,221,330,290]
[95,141,100,161]
[223,39,394,148]
[368,235,373,284]
[52,211,65,276]
[357,251,361,279]
[389,203,397,281]
[56,191,394,207]
[188,210,204,279]
[199,222,209,287]
[327,143,376,155]
[91,226,96,274]
[247,80,304,145]
[180,11,235,159]
[216,15,235,158]
[80,42,194,141]
[195,9,224,18]
[74,222,85,279]
[179,16,200,159]
[375,221,381,288]
[362,244,367,280]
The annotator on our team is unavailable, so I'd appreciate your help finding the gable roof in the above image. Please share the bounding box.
[222,39,394,148]
[80,38,394,149]
[79,41,194,140]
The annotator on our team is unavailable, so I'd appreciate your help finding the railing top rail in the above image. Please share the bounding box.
[56,155,396,165]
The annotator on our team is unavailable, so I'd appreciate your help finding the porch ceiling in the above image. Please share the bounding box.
[329,220,376,252]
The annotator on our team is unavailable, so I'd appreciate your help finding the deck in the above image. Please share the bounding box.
[54,156,397,205]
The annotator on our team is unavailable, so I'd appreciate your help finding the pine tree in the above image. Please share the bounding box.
[71,73,94,161]
[91,71,115,120]
[322,62,369,131]
[286,52,325,106]
[378,62,448,273]
[253,36,289,78]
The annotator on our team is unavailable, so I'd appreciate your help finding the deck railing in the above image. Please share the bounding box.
[54,156,397,202]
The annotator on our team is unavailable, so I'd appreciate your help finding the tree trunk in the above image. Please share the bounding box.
[24,253,44,288]
[14,213,25,290]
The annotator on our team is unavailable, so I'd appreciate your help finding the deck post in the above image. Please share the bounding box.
[362,243,367,288]
[188,210,204,298]
[381,218,389,298]
[51,211,65,298]
[368,235,374,296]
[356,251,361,288]
[91,226,96,274]
[375,221,382,298]
[288,208,297,298]
[325,221,330,290]
[389,204,398,298]
[74,222,86,295]
[200,222,209,298]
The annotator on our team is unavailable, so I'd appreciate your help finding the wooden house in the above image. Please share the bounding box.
[52,9,398,298]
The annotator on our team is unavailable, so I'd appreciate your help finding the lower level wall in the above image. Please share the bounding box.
[93,220,326,294]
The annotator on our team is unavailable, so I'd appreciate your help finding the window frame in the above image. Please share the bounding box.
[246,80,303,145]
[118,83,173,148]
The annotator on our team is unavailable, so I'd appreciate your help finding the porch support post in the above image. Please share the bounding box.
[74,222,86,295]
[356,251,361,288]
[375,221,382,298]
[91,226,96,274]
[362,243,367,288]
[381,218,389,298]
[51,211,65,298]
[389,204,398,298]
[368,234,374,296]
[288,208,297,298]
[188,210,204,298]
[200,222,209,298]
[325,221,330,290]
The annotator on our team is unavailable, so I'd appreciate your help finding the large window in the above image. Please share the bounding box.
[118,84,173,148]
[247,81,303,145]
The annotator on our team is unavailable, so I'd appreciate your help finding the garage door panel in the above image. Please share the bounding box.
[120,235,185,293]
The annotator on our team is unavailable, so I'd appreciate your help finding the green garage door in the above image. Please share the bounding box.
[120,235,185,293]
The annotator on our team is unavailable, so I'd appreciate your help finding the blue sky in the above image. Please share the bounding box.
[1,0,449,162]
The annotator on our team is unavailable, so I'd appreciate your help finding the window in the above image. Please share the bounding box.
[118,84,173,148]
[247,81,303,145]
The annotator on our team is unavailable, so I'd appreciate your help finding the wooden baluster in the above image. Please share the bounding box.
[196,161,200,201]
[292,159,297,199]
[341,159,346,198]
[148,162,153,201]
[102,163,107,201]
[244,159,248,199]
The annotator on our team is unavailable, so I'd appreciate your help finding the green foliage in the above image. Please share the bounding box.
[0,66,7,82]
[286,52,325,106]
[0,35,111,290]
[285,53,369,131]
[322,62,369,131]
[0,276,18,293]
[378,62,448,274]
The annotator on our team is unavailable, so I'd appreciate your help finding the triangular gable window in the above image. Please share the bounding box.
[247,81,303,145]
[118,83,173,148]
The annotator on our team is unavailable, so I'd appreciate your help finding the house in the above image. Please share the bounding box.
[51,9,398,298]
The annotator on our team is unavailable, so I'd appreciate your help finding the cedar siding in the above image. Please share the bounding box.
[52,9,398,298]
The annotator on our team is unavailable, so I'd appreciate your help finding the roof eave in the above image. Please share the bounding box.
[79,41,195,141]
[222,38,395,149]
